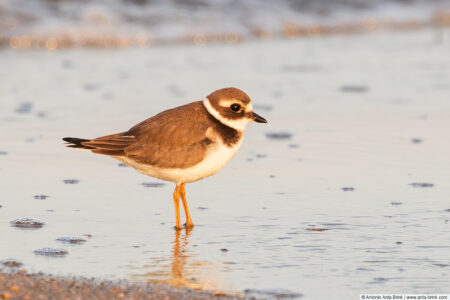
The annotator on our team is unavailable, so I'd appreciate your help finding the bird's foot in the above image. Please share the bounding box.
[184,218,194,228]
[184,221,195,228]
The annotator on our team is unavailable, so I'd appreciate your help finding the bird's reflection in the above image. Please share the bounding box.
[170,226,193,286]
[134,227,230,292]
[167,227,226,290]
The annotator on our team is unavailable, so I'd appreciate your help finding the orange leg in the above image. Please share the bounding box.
[180,183,194,227]
[173,185,181,230]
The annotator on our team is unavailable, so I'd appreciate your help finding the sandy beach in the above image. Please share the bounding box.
[0,271,240,299]
[1,25,450,299]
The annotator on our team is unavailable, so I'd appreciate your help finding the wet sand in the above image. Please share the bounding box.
[0,271,240,300]
[1,27,450,299]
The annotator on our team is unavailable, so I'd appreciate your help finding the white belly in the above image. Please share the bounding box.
[118,138,243,184]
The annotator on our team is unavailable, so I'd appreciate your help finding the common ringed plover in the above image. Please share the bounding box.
[63,87,267,229]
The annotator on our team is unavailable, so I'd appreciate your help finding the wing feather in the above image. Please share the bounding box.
[64,101,214,169]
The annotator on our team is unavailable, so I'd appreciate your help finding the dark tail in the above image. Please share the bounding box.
[63,134,135,156]
[62,137,95,149]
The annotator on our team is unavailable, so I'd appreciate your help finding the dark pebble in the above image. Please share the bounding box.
[10,218,45,229]
[197,207,208,210]
[356,267,374,271]
[63,179,79,184]
[0,151,7,155]
[15,102,33,114]
[433,263,449,267]
[34,248,68,257]
[391,202,402,206]
[141,182,165,188]
[340,85,369,93]
[117,163,128,167]
[409,182,434,188]
[396,241,403,244]
[411,138,422,144]
[445,209,450,212]
[266,132,292,140]
[373,277,389,282]
[56,236,87,245]
[220,248,229,252]
[1,259,22,268]
[269,175,275,178]
[34,195,49,200]
[342,187,355,191]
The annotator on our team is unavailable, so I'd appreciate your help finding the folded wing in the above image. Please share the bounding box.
[63,101,213,169]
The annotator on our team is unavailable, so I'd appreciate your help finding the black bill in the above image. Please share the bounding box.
[253,112,267,123]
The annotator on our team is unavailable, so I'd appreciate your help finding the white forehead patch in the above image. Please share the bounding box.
[218,98,253,113]
[203,98,253,131]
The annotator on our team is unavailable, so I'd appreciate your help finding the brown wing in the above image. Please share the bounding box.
[123,101,213,168]
[64,101,214,168]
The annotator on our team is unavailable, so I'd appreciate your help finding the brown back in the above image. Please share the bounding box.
[124,101,213,168]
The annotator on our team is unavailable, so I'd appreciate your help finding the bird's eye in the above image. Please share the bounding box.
[230,103,241,112]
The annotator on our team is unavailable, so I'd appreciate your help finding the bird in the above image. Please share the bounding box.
[63,87,267,230]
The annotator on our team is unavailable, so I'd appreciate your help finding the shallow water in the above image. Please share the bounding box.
[1,28,450,298]
[2,0,450,50]
[2,0,448,39]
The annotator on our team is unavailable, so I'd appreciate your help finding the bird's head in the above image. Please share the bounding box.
[203,87,267,131]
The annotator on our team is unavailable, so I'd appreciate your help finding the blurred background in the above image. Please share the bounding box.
[2,0,450,49]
